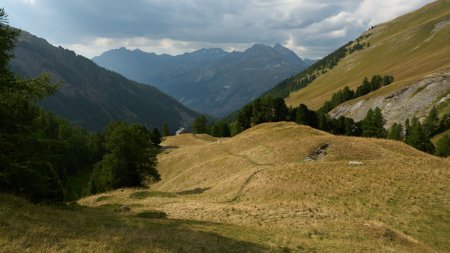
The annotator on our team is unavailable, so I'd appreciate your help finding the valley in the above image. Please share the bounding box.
[1,1,450,252]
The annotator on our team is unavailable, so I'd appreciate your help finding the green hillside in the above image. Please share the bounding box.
[264,0,450,110]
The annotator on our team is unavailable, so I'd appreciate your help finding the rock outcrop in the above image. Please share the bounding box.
[330,69,450,128]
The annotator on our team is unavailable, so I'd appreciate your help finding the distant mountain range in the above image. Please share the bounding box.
[11,32,199,132]
[93,44,314,116]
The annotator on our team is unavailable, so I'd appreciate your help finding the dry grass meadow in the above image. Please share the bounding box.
[2,122,450,252]
[79,122,449,252]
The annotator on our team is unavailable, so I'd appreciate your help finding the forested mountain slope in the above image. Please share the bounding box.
[11,32,198,132]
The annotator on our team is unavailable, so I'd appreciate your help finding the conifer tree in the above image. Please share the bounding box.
[404,118,411,140]
[151,128,162,145]
[342,86,355,101]
[192,115,209,134]
[162,122,169,137]
[295,104,317,127]
[405,117,434,153]
[0,9,67,201]
[270,97,288,122]
[423,107,440,137]
[387,123,404,141]
[362,107,386,138]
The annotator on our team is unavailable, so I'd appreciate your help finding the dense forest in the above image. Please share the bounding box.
[0,9,163,202]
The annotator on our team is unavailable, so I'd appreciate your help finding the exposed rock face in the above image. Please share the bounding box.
[330,69,450,128]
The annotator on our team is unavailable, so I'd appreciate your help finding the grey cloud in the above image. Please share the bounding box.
[3,0,434,58]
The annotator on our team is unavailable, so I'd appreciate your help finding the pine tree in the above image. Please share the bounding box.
[342,86,355,101]
[405,117,434,153]
[355,77,371,97]
[192,115,209,134]
[151,128,162,145]
[295,104,317,127]
[362,107,386,138]
[362,108,375,137]
[162,122,169,137]
[372,107,387,138]
[236,104,253,133]
[370,74,383,89]
[404,118,411,140]
[0,9,65,201]
[211,121,231,137]
[387,123,403,140]
[270,97,288,122]
[423,107,440,137]
[317,112,330,131]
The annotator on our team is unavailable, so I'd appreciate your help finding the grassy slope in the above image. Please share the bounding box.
[285,0,450,109]
[74,122,450,252]
[432,128,450,144]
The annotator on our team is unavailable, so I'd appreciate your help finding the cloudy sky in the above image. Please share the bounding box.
[2,0,433,59]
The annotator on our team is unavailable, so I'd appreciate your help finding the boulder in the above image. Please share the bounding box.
[348,161,364,166]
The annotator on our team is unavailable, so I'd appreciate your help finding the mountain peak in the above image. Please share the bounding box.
[190,48,227,56]
[274,43,284,49]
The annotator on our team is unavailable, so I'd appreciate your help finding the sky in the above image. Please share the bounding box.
[2,0,434,59]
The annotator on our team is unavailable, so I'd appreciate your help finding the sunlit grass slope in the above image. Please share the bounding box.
[285,0,450,109]
[78,122,450,252]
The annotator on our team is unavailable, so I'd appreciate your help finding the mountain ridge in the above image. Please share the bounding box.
[93,43,313,116]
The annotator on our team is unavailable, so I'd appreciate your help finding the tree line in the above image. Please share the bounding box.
[192,75,450,157]
[318,74,394,114]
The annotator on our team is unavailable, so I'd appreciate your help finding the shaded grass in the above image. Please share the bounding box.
[95,195,111,202]
[136,210,167,219]
[0,194,273,253]
[176,187,211,195]
[129,191,177,199]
